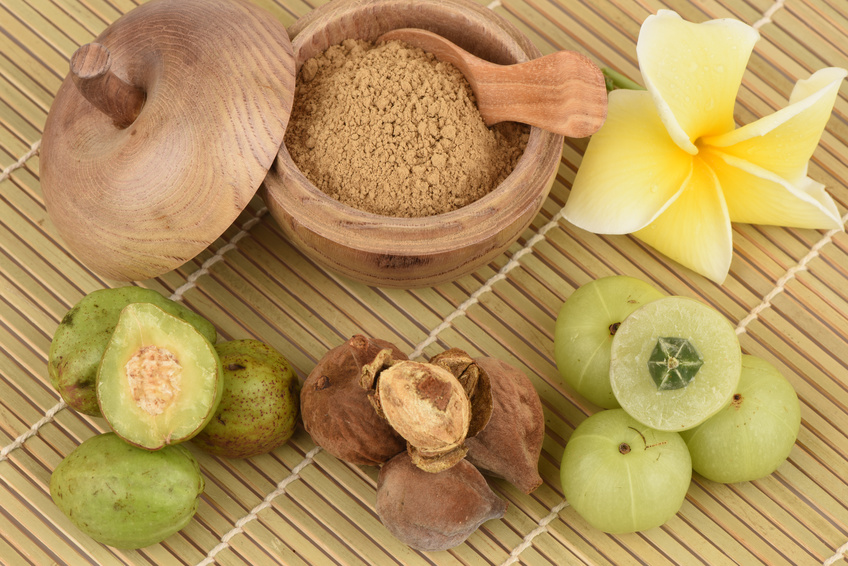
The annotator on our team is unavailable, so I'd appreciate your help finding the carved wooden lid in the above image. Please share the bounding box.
[41,0,295,281]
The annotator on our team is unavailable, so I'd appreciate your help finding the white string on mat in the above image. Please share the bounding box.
[195,445,322,566]
[735,219,846,336]
[409,206,568,360]
[0,139,40,184]
[0,400,67,462]
[499,499,570,566]
[753,0,786,30]
[825,541,848,566]
[171,207,268,301]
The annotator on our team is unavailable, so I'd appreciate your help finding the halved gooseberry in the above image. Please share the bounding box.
[609,296,741,431]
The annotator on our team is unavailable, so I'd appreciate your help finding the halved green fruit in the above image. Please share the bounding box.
[554,276,664,408]
[610,296,741,431]
[48,286,216,416]
[97,303,223,450]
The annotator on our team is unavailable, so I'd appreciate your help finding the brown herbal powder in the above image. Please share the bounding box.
[284,39,529,218]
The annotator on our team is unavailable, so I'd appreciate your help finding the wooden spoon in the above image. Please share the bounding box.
[378,28,607,138]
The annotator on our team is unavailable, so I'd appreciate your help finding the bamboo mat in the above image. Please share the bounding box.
[2,0,848,564]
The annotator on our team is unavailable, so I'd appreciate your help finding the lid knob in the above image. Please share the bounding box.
[70,43,145,128]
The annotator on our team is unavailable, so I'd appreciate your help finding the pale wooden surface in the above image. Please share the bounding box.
[2,0,848,565]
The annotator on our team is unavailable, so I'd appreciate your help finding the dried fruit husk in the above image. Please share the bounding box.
[376,451,507,552]
[300,335,406,466]
[364,354,471,473]
[464,356,545,493]
[429,348,493,438]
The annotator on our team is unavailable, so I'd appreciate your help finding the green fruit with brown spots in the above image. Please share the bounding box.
[192,339,300,459]
[50,432,204,549]
[48,287,217,416]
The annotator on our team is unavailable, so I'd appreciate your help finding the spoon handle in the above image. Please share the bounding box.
[470,51,608,138]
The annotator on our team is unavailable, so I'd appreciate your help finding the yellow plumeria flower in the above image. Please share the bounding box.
[563,10,845,283]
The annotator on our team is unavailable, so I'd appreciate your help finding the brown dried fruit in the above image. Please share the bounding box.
[464,356,545,493]
[300,335,406,466]
[362,350,471,472]
[376,451,507,552]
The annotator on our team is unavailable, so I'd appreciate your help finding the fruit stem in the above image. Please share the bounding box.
[628,426,646,446]
[628,426,666,450]
[602,68,646,92]
[618,442,631,454]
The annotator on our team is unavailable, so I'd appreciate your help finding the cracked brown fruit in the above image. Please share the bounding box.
[464,356,545,493]
[97,302,223,450]
[375,451,507,552]
[192,339,300,459]
[362,350,471,473]
[300,335,406,466]
[361,348,494,473]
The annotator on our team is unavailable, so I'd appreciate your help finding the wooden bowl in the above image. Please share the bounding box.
[261,0,564,288]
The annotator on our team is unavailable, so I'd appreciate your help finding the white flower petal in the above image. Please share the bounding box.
[638,10,759,154]
[563,89,692,235]
[634,159,733,284]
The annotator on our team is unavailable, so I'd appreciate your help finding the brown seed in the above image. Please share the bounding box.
[376,452,507,552]
[300,335,406,466]
[464,357,545,493]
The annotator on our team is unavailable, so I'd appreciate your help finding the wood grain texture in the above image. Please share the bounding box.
[40,0,296,282]
[261,0,565,288]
